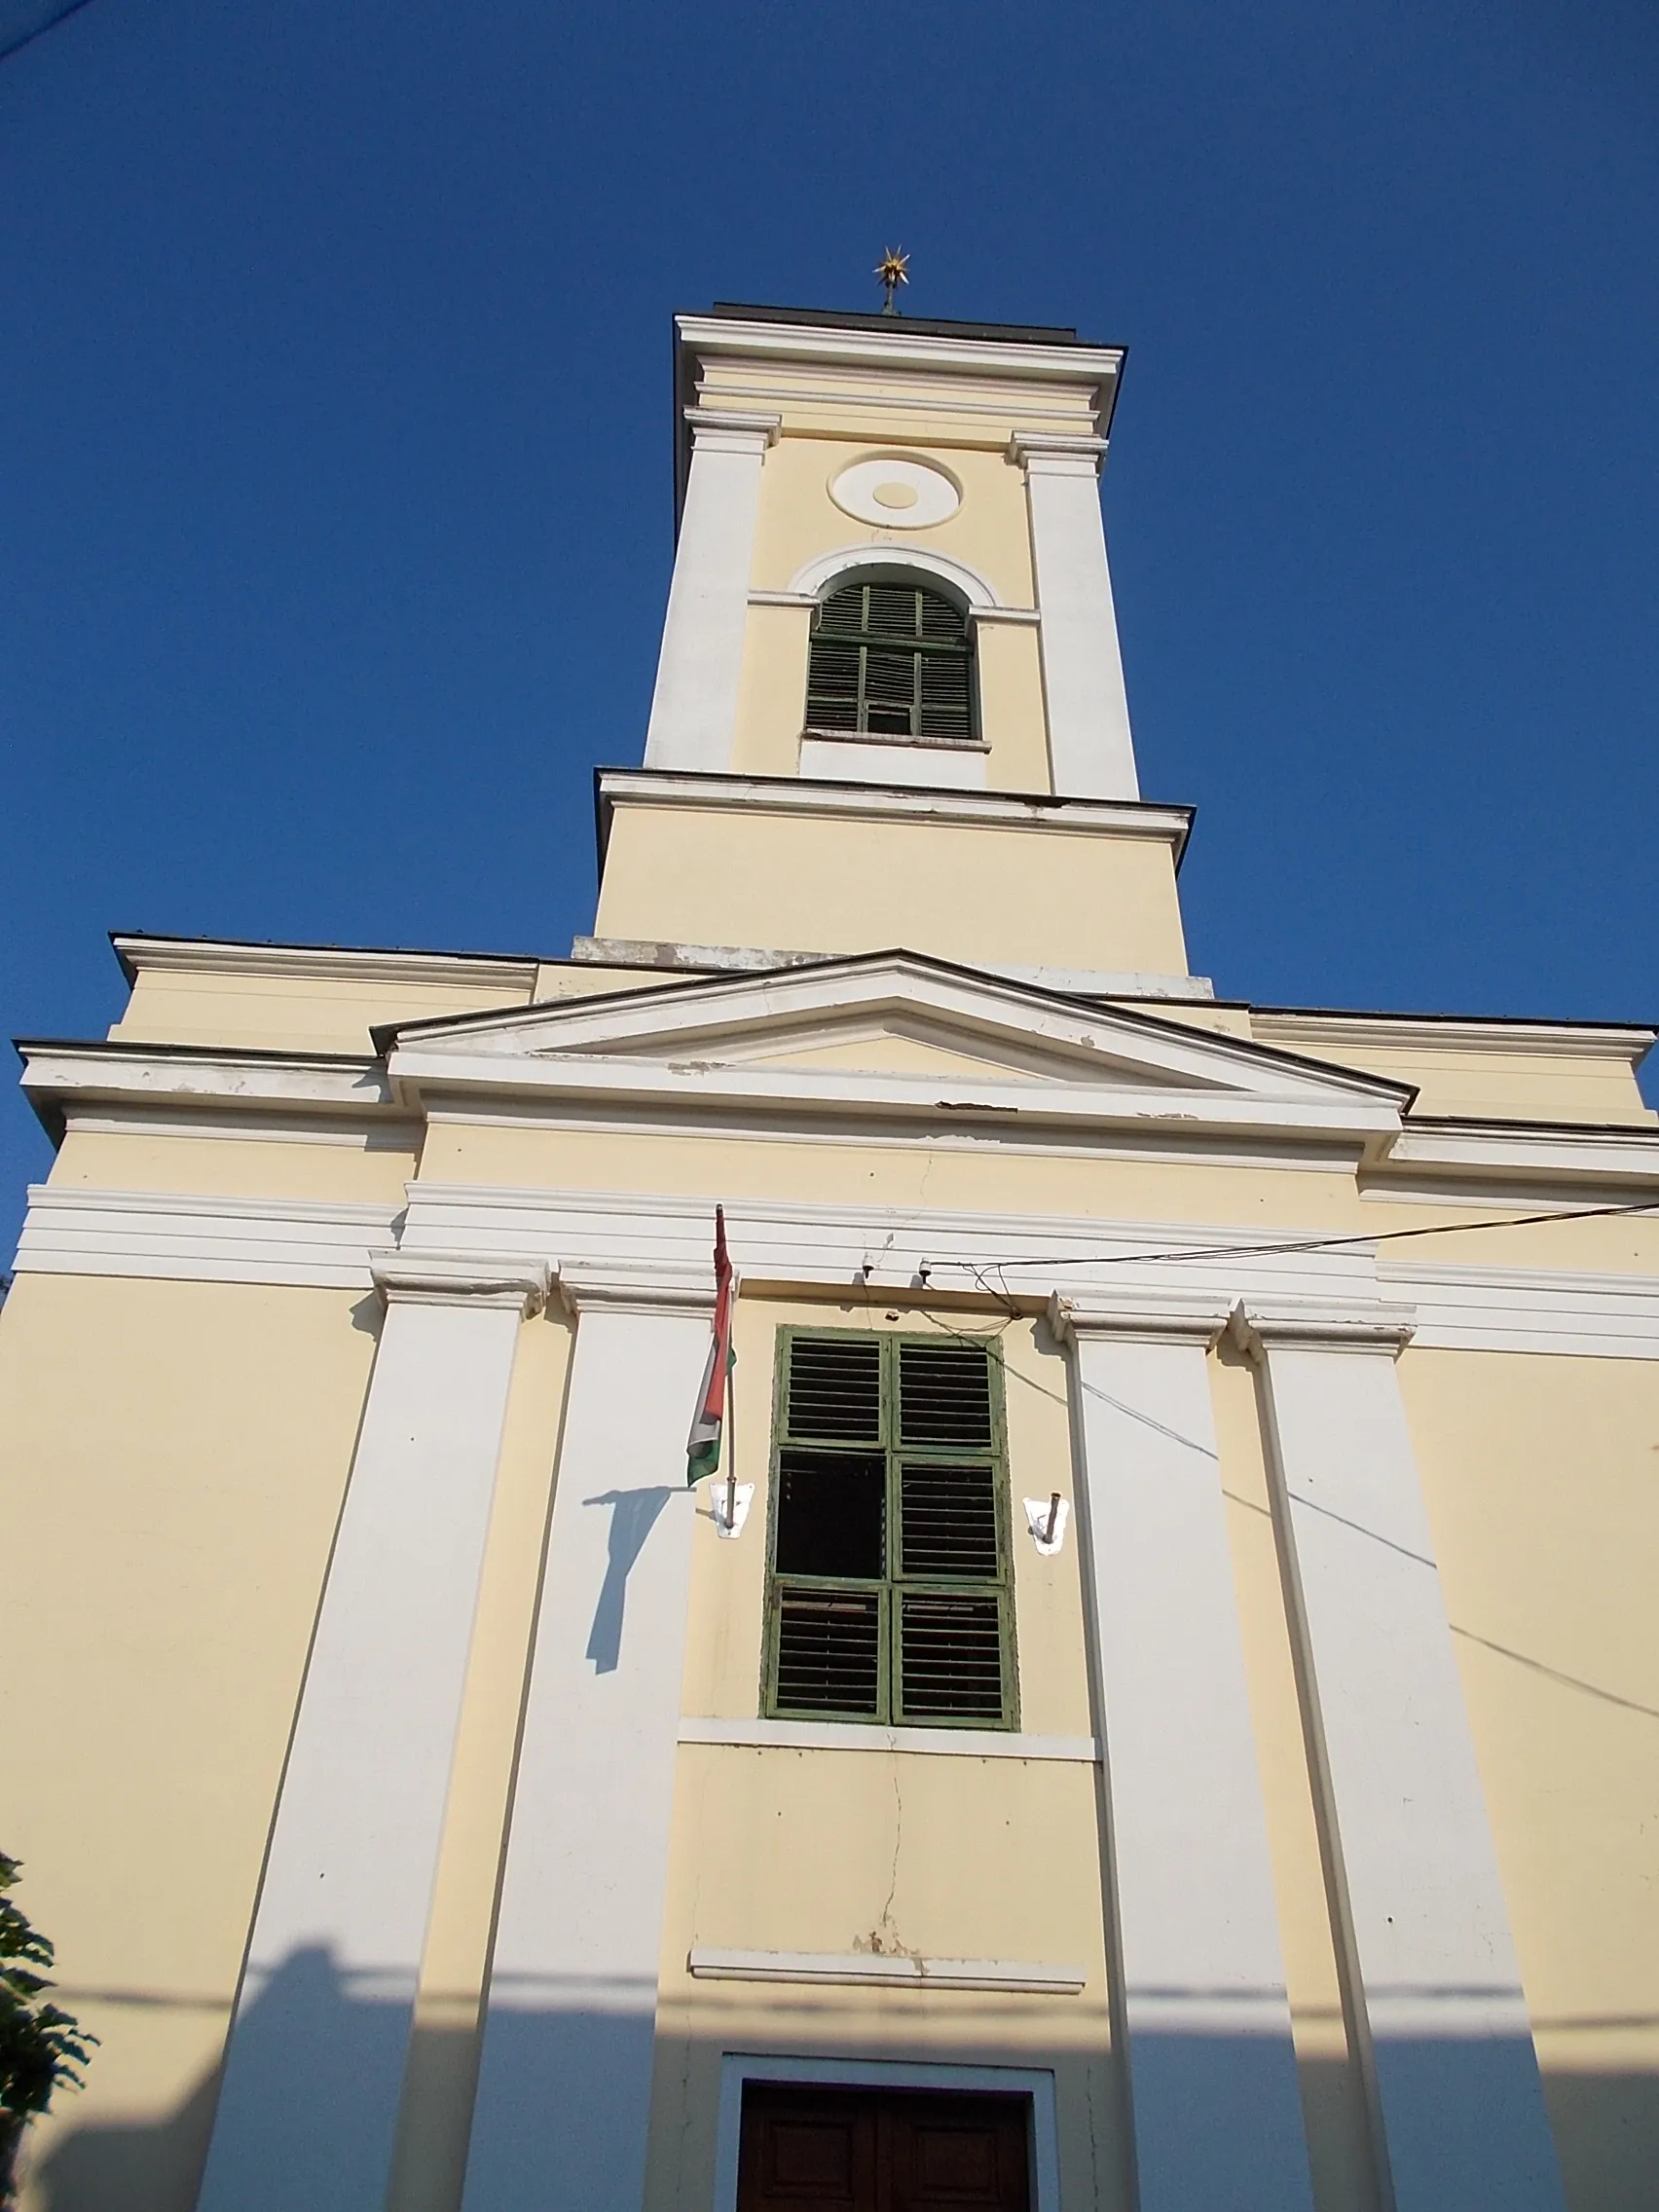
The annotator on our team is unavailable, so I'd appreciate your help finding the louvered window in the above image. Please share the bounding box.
[763,1329,1015,1728]
[804,579,977,744]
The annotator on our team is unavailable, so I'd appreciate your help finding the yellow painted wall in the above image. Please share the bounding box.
[747,438,1037,610]
[0,1273,379,2212]
[648,1751,1124,2212]
[976,621,1052,793]
[1251,1024,1655,1127]
[731,602,812,780]
[111,968,535,1054]
[1398,1348,1659,2212]
[48,1124,420,1203]
[593,798,1191,977]
[411,1118,1373,1239]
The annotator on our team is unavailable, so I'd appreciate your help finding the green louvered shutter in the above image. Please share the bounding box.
[764,1329,1015,1727]
[805,582,976,743]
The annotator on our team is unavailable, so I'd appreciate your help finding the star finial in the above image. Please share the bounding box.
[875,248,909,314]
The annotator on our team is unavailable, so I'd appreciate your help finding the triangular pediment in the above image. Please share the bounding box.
[385,953,1413,1143]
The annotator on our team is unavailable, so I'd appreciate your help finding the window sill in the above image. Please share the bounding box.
[801,727,991,754]
[679,1715,1098,1762]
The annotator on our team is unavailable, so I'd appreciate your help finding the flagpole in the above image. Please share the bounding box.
[723,1302,738,1530]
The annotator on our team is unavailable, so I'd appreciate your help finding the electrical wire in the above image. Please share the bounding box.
[902,1194,1659,1287]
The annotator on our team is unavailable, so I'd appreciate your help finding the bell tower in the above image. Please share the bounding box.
[587,302,1209,999]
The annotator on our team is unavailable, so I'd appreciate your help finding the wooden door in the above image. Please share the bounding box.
[737,2084,1030,2212]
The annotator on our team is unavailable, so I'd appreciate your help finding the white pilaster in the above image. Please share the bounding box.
[1055,1293,1314,2212]
[461,1270,713,2212]
[1242,1302,1567,2212]
[643,409,780,774]
[1011,432,1139,800]
[198,1253,549,2212]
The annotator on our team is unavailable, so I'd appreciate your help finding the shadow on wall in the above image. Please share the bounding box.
[583,1487,675,1674]
[24,1944,1659,2212]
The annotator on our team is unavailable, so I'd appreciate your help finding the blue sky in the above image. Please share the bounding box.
[3,0,1656,1240]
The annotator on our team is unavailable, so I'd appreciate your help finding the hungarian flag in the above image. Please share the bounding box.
[686,1206,735,1484]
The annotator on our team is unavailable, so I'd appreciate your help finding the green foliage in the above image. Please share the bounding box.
[0,1854,95,2204]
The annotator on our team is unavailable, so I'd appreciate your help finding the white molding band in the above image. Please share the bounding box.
[12,1185,399,1288]
[1010,431,1138,801]
[1063,1318,1315,2212]
[461,1306,709,2212]
[1245,1327,1568,2212]
[197,1282,532,2212]
[686,1948,1086,1995]
[677,1716,1099,1762]
[643,412,780,775]
[14,1183,1659,1358]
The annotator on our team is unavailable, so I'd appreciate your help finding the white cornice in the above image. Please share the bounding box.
[390,1050,1402,1151]
[597,767,1194,852]
[678,313,1124,390]
[1253,1009,1656,1064]
[111,936,542,994]
[1375,1121,1659,1191]
[19,1043,392,1127]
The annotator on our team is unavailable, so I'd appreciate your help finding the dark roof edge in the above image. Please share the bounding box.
[703,301,1103,347]
[1251,1000,1657,1042]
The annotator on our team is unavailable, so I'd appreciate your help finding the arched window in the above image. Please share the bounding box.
[805,577,976,743]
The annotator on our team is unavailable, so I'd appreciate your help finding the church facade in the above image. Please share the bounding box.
[3,302,1657,2212]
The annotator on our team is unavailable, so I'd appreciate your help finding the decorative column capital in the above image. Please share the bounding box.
[1008,430,1107,477]
[372,1251,551,1316]
[1048,1287,1233,1346]
[683,407,782,455]
[1226,1296,1417,1358]
[554,1261,716,1320]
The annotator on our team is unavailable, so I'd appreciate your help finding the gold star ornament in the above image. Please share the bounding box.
[875,248,909,313]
